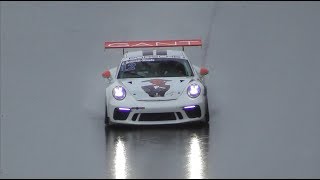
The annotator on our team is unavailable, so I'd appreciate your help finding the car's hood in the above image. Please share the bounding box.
[119,77,193,101]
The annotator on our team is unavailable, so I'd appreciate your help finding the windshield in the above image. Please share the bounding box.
[117,58,194,79]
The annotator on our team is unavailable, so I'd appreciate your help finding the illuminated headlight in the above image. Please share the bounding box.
[112,86,126,100]
[187,84,201,98]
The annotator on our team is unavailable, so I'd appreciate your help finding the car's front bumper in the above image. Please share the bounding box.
[107,95,207,125]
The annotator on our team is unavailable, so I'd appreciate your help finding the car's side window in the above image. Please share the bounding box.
[184,61,194,76]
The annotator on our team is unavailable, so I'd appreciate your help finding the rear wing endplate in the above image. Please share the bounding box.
[104,39,202,54]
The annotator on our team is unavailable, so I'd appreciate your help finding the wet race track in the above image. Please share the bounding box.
[105,124,210,179]
[1,2,320,178]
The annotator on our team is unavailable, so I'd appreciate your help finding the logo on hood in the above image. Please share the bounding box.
[141,79,172,97]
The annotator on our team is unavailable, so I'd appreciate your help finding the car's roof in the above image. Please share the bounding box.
[122,49,189,61]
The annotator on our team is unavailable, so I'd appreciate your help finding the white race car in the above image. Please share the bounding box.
[102,39,210,127]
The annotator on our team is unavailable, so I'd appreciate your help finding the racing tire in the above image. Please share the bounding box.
[105,104,113,128]
[202,99,210,126]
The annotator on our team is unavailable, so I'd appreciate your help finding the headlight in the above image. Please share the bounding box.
[112,86,126,100]
[187,84,201,98]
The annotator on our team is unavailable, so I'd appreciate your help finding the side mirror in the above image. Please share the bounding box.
[102,70,111,78]
[200,67,209,76]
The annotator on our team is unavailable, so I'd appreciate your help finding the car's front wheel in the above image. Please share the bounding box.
[202,99,210,125]
[105,104,113,128]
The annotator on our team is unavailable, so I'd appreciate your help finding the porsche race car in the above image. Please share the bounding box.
[102,39,210,127]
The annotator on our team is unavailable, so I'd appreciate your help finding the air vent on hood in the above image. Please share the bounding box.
[142,50,153,56]
[156,50,167,55]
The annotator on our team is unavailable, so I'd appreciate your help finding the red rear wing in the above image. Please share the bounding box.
[104,39,202,49]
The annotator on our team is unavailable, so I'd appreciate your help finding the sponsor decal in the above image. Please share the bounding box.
[105,39,202,48]
[141,79,171,97]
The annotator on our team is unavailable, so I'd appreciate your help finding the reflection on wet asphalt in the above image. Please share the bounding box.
[105,124,210,179]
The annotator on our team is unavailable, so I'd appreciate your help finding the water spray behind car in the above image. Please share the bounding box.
[202,2,218,76]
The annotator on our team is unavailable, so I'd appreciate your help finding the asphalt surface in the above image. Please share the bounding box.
[1,1,320,178]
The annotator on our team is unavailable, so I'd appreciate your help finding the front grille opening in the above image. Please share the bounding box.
[139,113,176,121]
[176,112,183,119]
[113,108,130,120]
[184,105,201,118]
[132,113,139,121]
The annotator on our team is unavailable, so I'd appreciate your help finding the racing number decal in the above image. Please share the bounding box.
[126,63,136,71]
[121,62,136,72]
